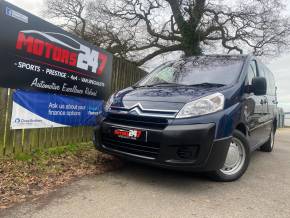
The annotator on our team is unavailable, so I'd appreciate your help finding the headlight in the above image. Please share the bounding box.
[104,94,114,112]
[176,93,225,118]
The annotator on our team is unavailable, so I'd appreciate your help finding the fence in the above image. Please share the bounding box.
[0,57,147,156]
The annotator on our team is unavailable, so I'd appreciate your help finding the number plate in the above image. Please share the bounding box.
[110,127,147,142]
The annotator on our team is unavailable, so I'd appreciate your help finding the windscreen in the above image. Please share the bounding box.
[138,56,245,87]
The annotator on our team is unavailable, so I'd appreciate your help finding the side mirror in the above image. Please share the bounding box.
[252,77,267,96]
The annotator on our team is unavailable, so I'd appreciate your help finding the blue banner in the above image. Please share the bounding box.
[11,90,103,129]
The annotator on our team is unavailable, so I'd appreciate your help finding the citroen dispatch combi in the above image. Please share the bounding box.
[94,55,278,182]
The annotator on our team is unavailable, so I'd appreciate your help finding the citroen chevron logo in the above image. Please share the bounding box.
[128,107,143,115]
[128,103,145,112]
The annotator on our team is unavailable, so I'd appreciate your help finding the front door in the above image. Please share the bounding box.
[245,60,269,148]
[259,64,277,138]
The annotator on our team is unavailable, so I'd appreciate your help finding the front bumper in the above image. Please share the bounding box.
[94,121,231,172]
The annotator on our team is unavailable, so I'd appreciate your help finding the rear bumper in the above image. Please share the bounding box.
[94,122,231,172]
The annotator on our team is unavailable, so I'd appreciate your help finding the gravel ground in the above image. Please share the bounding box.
[1,129,290,218]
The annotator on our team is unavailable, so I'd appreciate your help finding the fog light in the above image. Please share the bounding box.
[177,147,193,159]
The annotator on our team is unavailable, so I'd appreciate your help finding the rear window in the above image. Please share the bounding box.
[138,56,245,87]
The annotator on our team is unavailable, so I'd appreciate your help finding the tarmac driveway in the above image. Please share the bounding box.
[1,129,290,218]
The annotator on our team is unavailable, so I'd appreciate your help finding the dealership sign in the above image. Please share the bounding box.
[11,90,103,129]
[0,1,113,99]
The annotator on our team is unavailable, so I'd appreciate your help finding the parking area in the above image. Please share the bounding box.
[1,129,290,218]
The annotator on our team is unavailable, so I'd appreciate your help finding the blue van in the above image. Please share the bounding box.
[94,55,278,182]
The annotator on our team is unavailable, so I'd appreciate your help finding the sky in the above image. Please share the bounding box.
[5,0,290,112]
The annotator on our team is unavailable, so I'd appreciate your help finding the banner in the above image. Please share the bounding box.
[0,1,113,99]
[11,90,103,130]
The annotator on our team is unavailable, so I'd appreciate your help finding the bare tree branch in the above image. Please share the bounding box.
[45,0,290,65]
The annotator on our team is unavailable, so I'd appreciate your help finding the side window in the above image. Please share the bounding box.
[246,61,257,85]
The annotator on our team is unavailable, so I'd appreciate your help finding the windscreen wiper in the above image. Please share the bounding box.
[185,82,226,87]
[134,82,226,88]
[134,82,178,88]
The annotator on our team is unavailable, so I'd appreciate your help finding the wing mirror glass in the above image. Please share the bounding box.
[251,77,267,96]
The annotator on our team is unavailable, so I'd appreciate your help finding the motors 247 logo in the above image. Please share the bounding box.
[15,30,108,76]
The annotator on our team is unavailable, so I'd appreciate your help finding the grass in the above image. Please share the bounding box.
[14,153,33,162]
[14,144,88,161]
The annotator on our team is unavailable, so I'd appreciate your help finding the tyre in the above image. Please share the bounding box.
[260,127,275,152]
[208,130,250,182]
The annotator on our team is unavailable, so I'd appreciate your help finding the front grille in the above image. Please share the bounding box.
[102,136,160,159]
[106,113,169,129]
